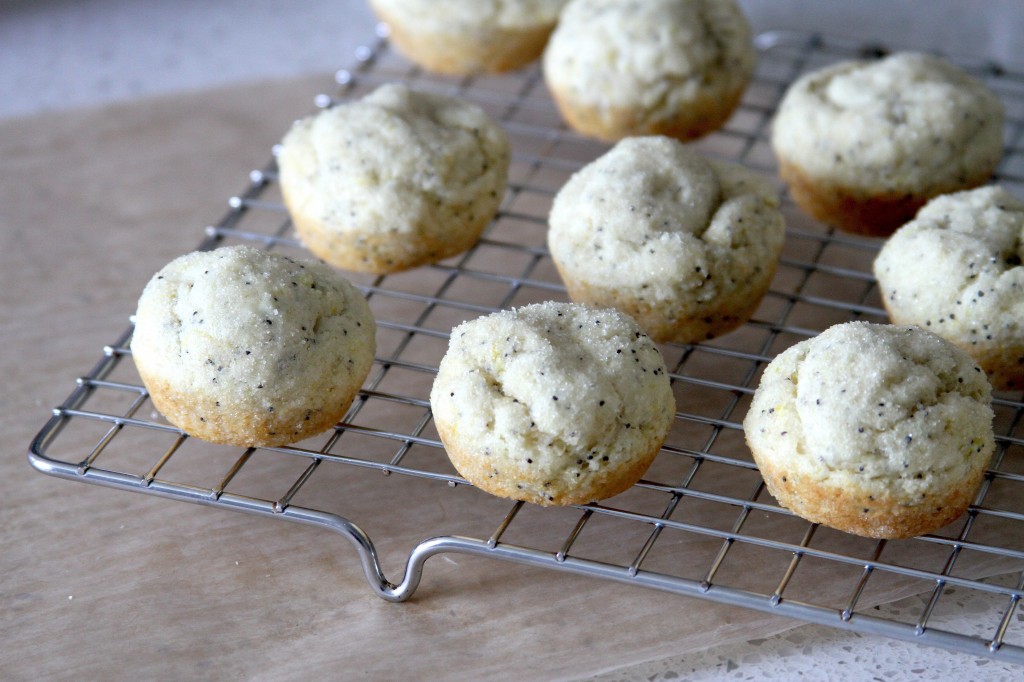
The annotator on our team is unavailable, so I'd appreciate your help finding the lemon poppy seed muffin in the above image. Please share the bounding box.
[547,136,786,344]
[430,301,675,506]
[874,186,1024,390]
[131,245,377,447]
[542,0,755,142]
[771,51,1005,236]
[369,0,569,74]
[277,83,510,273]
[744,322,995,539]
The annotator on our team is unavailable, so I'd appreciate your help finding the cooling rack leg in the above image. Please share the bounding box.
[273,512,553,603]
[28,411,495,604]
[28,421,408,602]
[265,505,407,599]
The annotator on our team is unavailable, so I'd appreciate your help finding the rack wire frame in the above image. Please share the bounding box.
[28,28,1024,663]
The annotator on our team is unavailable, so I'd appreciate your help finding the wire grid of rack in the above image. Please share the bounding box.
[28,28,1024,662]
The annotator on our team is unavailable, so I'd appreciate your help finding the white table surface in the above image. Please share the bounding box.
[5,1,1023,680]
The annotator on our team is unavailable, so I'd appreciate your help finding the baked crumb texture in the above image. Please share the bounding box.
[430,301,676,506]
[548,136,786,344]
[542,0,755,142]
[744,322,994,539]
[772,51,1005,237]
[370,0,569,74]
[131,245,377,447]
[277,83,510,274]
[874,186,1024,390]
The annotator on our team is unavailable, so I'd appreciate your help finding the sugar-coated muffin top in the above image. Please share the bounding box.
[548,136,784,307]
[543,0,754,111]
[874,186,1024,388]
[430,301,675,505]
[745,322,993,502]
[277,82,509,253]
[279,83,508,233]
[875,186,1024,336]
[772,52,1004,194]
[131,245,376,444]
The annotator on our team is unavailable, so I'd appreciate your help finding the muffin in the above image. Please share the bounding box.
[369,0,569,74]
[547,136,786,344]
[131,245,377,447]
[874,186,1024,390]
[771,51,1005,237]
[542,0,755,142]
[743,322,995,539]
[277,83,510,274]
[430,301,675,506]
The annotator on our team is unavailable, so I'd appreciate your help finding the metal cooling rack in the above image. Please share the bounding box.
[28,28,1024,662]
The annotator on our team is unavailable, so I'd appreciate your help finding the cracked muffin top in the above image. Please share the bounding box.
[744,321,994,538]
[131,245,376,446]
[430,301,675,505]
